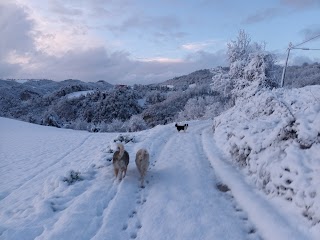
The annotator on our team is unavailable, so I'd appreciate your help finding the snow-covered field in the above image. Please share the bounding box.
[0,115,318,239]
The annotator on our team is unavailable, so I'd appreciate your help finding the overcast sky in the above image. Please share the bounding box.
[1,0,320,85]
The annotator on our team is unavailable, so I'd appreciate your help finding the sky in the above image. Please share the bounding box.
[0,0,320,85]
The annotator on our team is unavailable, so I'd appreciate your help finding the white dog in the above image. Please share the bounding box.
[135,149,150,188]
[113,143,129,181]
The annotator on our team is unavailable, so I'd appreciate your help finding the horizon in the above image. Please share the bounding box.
[1,61,320,86]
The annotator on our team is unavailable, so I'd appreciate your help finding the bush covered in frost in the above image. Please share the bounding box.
[213,85,320,225]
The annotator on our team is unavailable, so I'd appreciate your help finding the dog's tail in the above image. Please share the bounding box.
[117,143,125,158]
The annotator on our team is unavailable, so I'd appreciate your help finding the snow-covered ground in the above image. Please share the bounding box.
[0,115,318,239]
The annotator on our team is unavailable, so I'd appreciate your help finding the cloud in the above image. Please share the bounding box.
[242,8,281,24]
[242,0,319,25]
[5,45,226,85]
[182,40,222,52]
[280,0,320,9]
[299,26,320,41]
[0,1,226,85]
[138,57,184,63]
[49,0,83,16]
[15,47,226,85]
[0,2,35,77]
[0,2,35,54]
[105,13,187,43]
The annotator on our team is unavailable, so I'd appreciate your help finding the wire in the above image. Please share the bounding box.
[292,47,320,50]
[292,33,320,48]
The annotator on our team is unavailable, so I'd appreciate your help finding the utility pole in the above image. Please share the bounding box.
[280,34,320,88]
[280,43,292,88]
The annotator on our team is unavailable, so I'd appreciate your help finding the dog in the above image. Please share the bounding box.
[135,149,150,188]
[175,123,188,132]
[112,143,129,181]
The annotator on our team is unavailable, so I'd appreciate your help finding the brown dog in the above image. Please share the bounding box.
[135,149,150,188]
[113,143,129,181]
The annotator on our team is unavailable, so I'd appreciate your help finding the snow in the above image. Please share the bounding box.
[164,84,174,89]
[14,79,29,84]
[0,111,319,239]
[65,90,95,99]
[213,85,320,237]
[137,98,146,107]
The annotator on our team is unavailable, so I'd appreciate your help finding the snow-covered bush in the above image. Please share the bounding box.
[68,119,92,131]
[42,111,61,128]
[213,85,320,225]
[62,170,83,185]
[106,119,127,132]
[176,97,206,121]
[126,115,147,132]
[176,95,227,121]
[113,134,135,143]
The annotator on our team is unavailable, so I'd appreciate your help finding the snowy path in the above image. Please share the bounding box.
[0,117,315,239]
[130,122,258,240]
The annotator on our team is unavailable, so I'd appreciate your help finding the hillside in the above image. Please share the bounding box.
[154,69,214,90]
[0,117,318,239]
[0,79,113,94]
[0,71,219,131]
[0,63,319,133]
[214,85,320,229]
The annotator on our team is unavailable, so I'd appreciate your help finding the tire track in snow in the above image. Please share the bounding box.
[198,127,262,239]
[201,127,309,240]
[90,125,176,240]
[132,121,260,239]
[125,122,205,240]
[121,130,175,239]
[187,123,260,238]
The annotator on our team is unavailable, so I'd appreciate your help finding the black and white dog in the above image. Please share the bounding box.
[175,123,188,132]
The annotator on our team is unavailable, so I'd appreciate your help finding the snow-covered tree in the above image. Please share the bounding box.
[145,90,167,105]
[227,29,252,78]
[210,66,232,97]
[232,49,277,100]
[126,115,147,132]
[176,97,206,121]
[218,30,277,101]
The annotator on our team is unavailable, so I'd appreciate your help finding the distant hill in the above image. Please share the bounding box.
[153,69,215,90]
[0,79,114,126]
[152,62,320,90]
[1,63,319,132]
[0,79,113,93]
